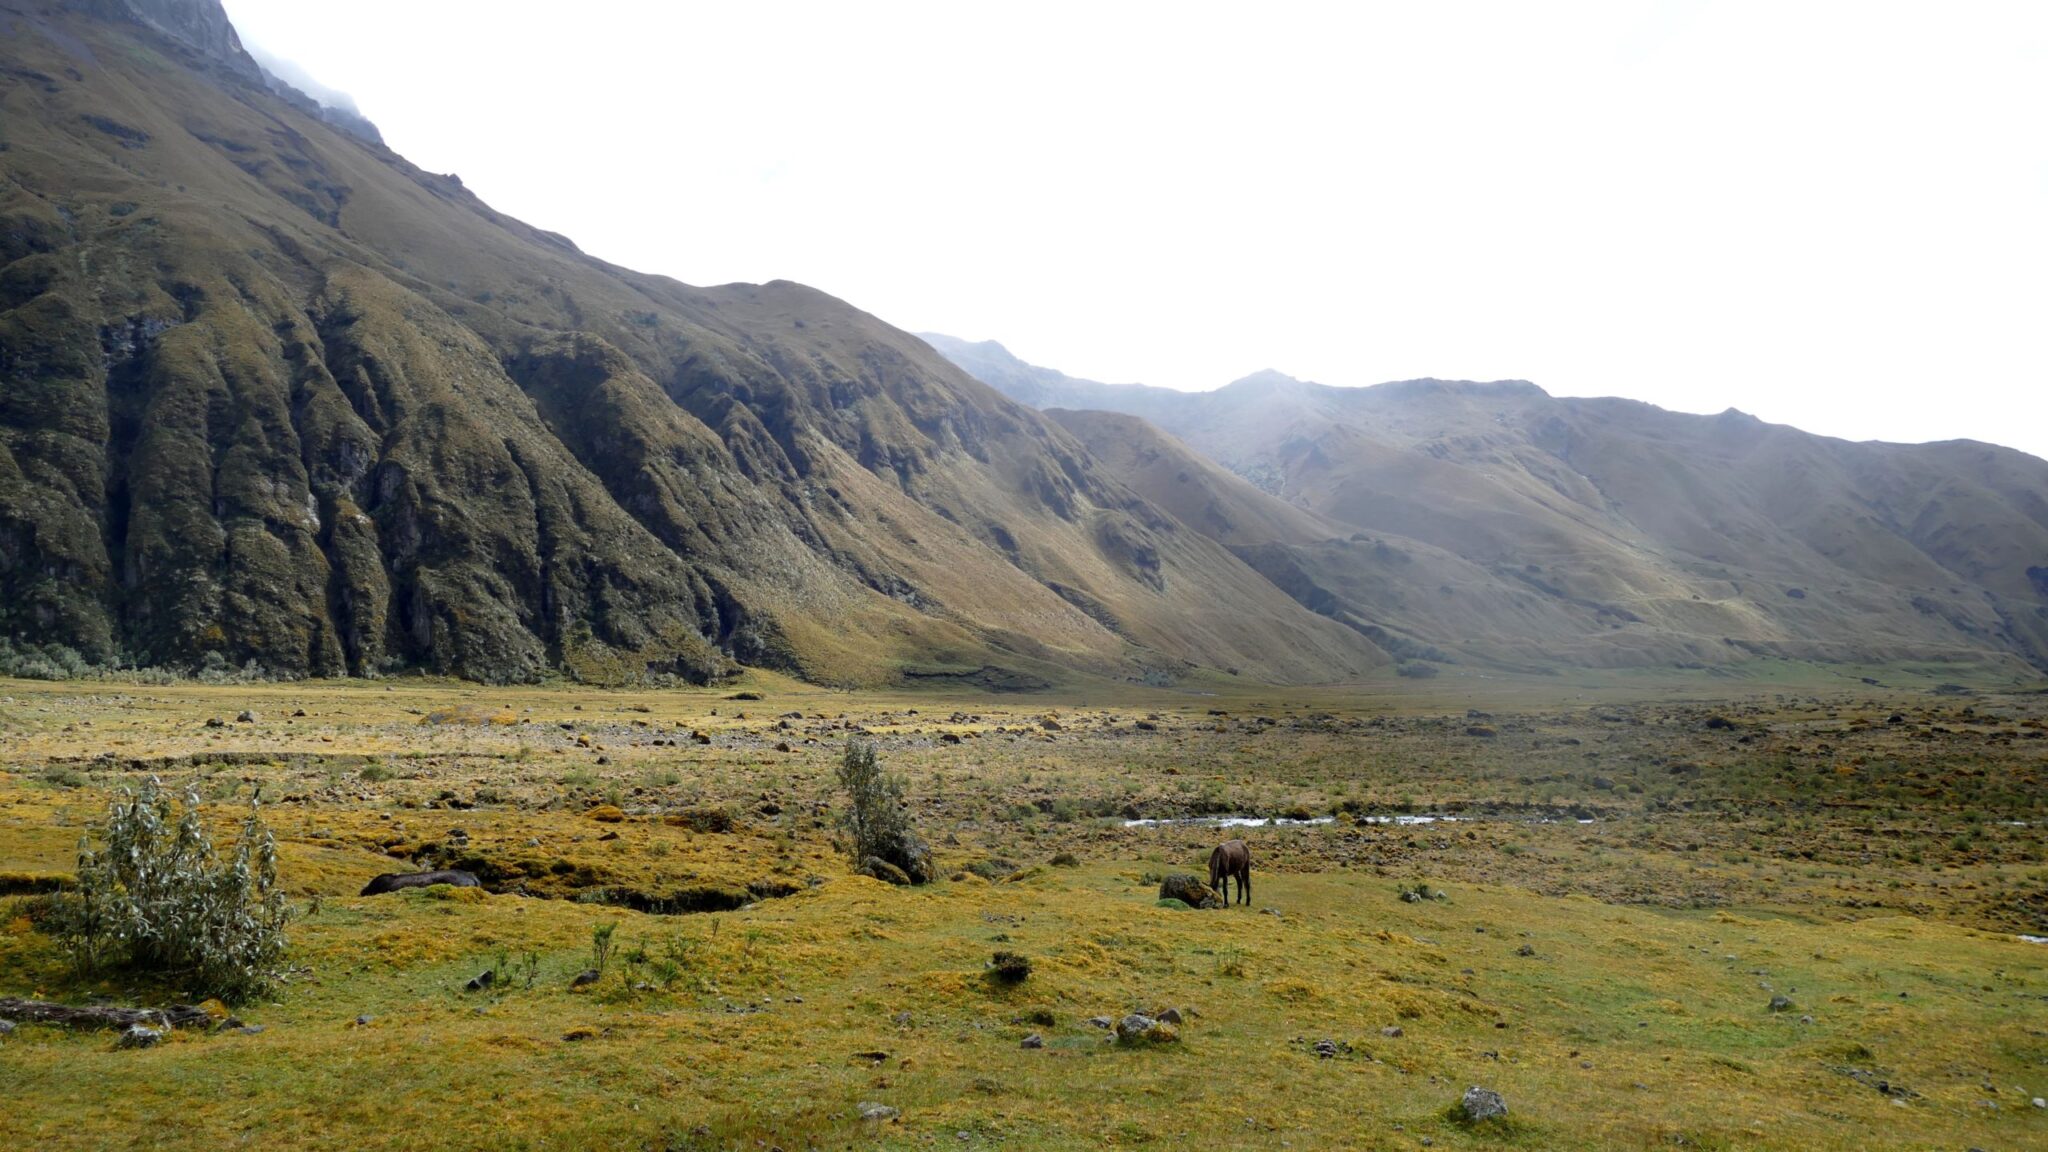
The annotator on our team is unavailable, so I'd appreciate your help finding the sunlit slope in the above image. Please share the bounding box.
[931,340,2048,674]
[0,0,1384,686]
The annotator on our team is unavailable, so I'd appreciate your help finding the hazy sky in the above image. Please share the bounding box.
[220,1,2048,459]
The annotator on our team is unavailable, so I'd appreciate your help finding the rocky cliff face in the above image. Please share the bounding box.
[0,1,1383,685]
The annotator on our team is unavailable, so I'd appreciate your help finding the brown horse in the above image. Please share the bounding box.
[1209,839,1251,906]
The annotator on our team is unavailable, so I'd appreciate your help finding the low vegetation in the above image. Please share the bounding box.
[0,668,2042,1150]
[47,778,289,1002]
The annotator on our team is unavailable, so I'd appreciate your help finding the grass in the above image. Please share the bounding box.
[0,671,2043,1149]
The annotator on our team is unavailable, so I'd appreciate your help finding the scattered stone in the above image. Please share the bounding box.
[1157,1007,1183,1025]
[1381,1025,1404,1038]
[857,1102,900,1123]
[117,1024,163,1049]
[1768,995,1794,1013]
[234,1024,265,1036]
[1020,1033,1044,1049]
[465,969,496,992]
[1515,943,1536,957]
[892,1011,914,1027]
[1086,1016,1113,1029]
[236,710,256,723]
[563,1026,598,1042]
[0,1020,14,1036]
[1458,1086,1508,1123]
[570,969,601,988]
[1158,873,1222,909]
[1799,1014,1815,1025]
[352,1014,373,1027]
[1115,1013,1179,1045]
[204,717,225,728]
[860,857,913,886]
[1313,1038,1339,1059]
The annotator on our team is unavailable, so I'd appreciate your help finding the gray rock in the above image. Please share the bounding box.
[465,969,496,992]
[1515,943,1536,957]
[117,1024,163,1049]
[1381,1025,1404,1038]
[1157,1007,1183,1025]
[1313,1038,1339,1058]
[1459,1086,1508,1123]
[1768,995,1794,1013]
[570,969,601,988]
[1158,873,1221,909]
[0,1019,14,1036]
[1086,1016,1113,1029]
[1115,1013,1157,1042]
[2034,1097,2046,1110]
[236,710,257,723]
[353,1014,374,1027]
[857,1102,900,1122]
[1020,1033,1044,1049]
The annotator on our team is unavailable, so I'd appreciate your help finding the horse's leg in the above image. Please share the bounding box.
[1242,867,1251,905]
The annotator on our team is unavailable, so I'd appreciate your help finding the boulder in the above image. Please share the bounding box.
[859,857,913,886]
[1115,1013,1179,1045]
[1458,1086,1508,1123]
[116,1024,163,1050]
[1158,874,1221,908]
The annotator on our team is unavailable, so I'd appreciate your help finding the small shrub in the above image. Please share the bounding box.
[590,922,618,974]
[836,739,931,884]
[967,857,1018,881]
[989,951,1032,984]
[51,777,289,1001]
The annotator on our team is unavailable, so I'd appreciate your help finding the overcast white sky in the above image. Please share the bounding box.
[220,1,2048,459]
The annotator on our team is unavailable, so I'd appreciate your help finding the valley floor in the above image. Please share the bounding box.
[1,670,2044,1150]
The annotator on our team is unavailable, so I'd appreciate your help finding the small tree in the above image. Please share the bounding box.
[56,777,290,1002]
[835,739,932,884]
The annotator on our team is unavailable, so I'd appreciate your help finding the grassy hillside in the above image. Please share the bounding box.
[929,340,2048,678]
[0,0,1384,688]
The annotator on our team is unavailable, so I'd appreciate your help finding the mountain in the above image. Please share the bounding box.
[0,0,1388,687]
[925,339,2048,676]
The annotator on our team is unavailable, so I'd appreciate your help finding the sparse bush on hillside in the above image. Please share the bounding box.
[51,777,290,1002]
[836,739,932,884]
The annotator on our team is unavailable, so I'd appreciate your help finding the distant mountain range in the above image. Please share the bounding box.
[922,335,2048,677]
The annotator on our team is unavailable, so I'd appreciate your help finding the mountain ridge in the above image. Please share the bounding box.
[924,334,2048,676]
[0,0,1386,686]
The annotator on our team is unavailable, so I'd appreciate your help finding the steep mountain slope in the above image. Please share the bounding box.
[0,0,1386,686]
[928,340,2048,675]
